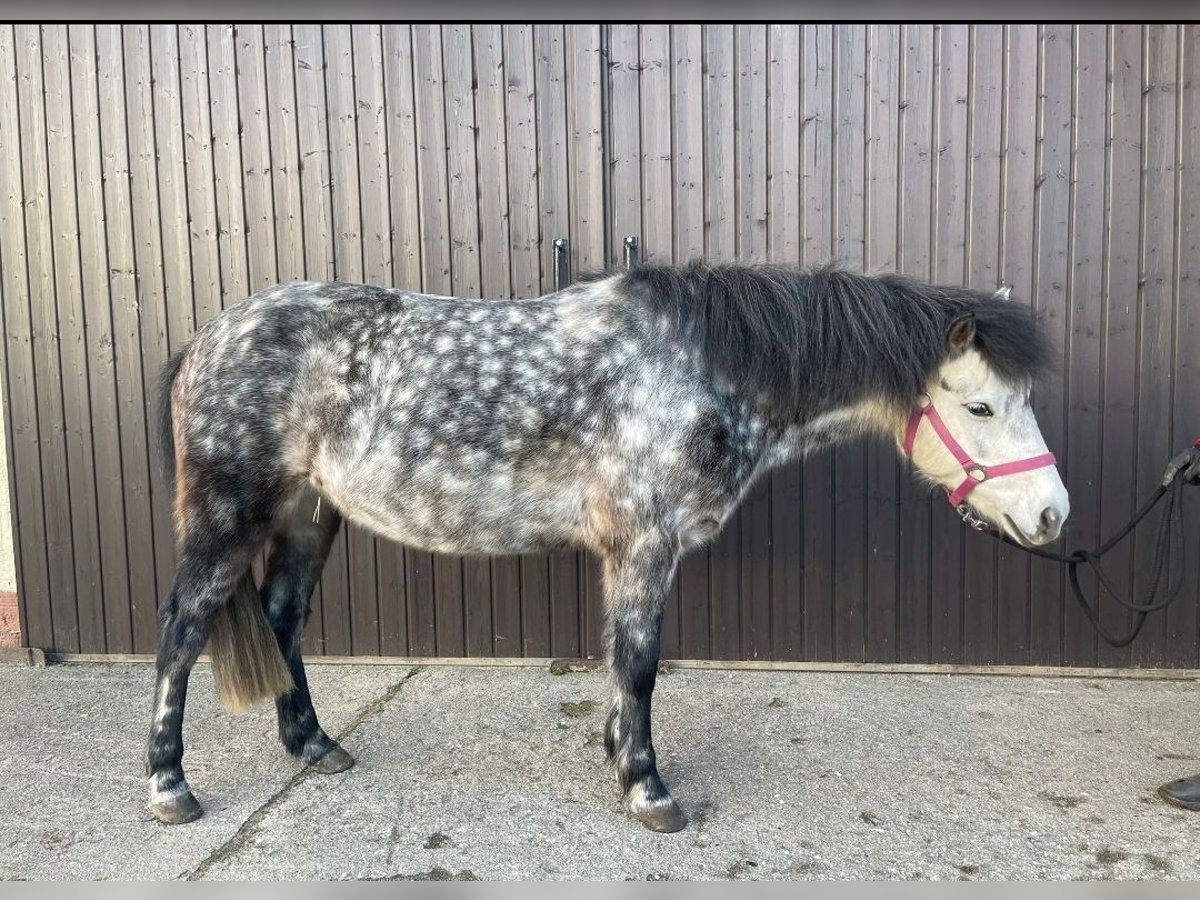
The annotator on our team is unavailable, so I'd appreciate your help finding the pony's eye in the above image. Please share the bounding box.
[966,402,993,418]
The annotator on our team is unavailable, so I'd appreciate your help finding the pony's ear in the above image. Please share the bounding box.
[947,314,976,352]
[994,285,1012,301]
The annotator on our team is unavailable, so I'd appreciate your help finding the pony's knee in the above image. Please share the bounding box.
[609,618,663,696]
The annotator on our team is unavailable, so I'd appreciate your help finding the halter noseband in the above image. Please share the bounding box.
[902,389,1057,511]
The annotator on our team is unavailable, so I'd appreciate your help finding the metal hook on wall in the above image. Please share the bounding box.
[553,238,570,292]
[623,235,639,270]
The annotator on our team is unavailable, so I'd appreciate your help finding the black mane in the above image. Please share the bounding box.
[619,261,1053,422]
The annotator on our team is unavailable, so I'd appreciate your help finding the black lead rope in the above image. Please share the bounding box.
[993,448,1196,648]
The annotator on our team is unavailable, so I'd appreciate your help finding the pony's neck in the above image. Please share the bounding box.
[762,397,908,469]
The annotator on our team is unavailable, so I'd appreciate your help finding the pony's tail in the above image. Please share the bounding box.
[157,347,293,711]
[157,346,189,493]
[209,569,295,712]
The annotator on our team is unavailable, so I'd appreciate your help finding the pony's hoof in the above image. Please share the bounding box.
[311,745,355,775]
[629,797,689,833]
[149,790,203,825]
[1158,774,1200,811]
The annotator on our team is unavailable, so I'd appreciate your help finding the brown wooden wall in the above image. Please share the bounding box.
[1,24,1197,666]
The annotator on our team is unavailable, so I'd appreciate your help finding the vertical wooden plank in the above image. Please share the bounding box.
[1095,24,1143,669]
[735,24,772,660]
[443,24,480,298]
[639,23,679,658]
[327,23,377,658]
[70,24,134,653]
[321,23,364,659]
[472,23,512,658]
[1028,25,1073,666]
[514,22,564,659]
[440,23,478,659]
[962,25,1005,664]
[534,22,569,296]
[704,24,740,659]
[493,23,535,658]
[262,25,322,652]
[1060,25,1108,667]
[547,22,583,662]
[177,24,222,327]
[235,25,278,290]
[1173,25,1199,668]
[864,23,901,663]
[352,23,391,658]
[95,25,154,656]
[1161,25,1196,669]
[409,23,450,656]
[895,24,936,664]
[1131,25,1179,668]
[294,26,336,289]
[800,23,835,662]
[206,24,249,309]
[380,23,418,656]
[566,26,605,274]
[672,25,704,268]
[150,25,196,352]
[548,549,580,661]
[473,24,511,301]
[503,23,539,303]
[264,24,304,283]
[831,24,868,663]
[148,24,195,629]
[609,24,641,260]
[123,24,175,643]
[672,23,710,660]
[293,23,336,655]
[640,25,672,267]
[0,25,53,651]
[703,26,737,261]
[767,24,803,660]
[16,24,79,652]
[929,24,970,664]
[45,24,110,652]
[995,24,1039,664]
[560,24,604,659]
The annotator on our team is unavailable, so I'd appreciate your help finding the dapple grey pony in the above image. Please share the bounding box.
[146,261,1069,832]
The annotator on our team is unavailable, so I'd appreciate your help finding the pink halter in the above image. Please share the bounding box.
[903,389,1057,509]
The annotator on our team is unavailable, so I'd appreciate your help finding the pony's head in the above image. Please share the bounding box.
[901,288,1069,546]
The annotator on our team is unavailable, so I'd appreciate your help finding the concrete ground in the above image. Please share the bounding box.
[1,662,1199,880]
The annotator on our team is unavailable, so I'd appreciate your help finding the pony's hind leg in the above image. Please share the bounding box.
[261,491,352,773]
[601,531,687,833]
[146,525,272,824]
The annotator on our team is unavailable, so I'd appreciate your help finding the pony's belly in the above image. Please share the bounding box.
[311,468,583,556]
[346,509,567,556]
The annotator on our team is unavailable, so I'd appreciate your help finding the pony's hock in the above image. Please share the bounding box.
[147,262,1068,830]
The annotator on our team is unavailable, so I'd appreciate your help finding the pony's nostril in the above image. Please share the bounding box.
[1039,506,1061,533]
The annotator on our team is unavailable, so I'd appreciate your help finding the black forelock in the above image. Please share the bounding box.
[615,260,1054,422]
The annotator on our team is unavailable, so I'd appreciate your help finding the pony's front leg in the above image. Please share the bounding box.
[601,531,687,833]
